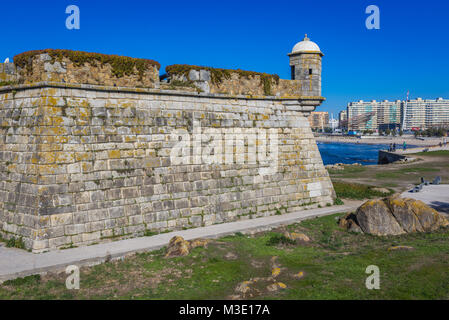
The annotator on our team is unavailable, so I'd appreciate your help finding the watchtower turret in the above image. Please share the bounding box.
[288,34,323,97]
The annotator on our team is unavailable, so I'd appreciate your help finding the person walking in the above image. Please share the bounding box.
[403,141,407,151]
[393,143,396,152]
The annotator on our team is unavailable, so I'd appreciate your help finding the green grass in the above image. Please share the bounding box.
[328,166,367,177]
[3,275,41,287]
[375,166,440,179]
[413,150,449,157]
[332,181,394,200]
[0,236,26,250]
[266,234,296,246]
[2,212,449,299]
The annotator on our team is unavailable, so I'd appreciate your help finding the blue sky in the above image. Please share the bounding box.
[1,0,448,115]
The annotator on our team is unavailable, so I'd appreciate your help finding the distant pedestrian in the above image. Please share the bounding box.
[403,141,407,151]
[389,143,392,152]
[393,143,396,152]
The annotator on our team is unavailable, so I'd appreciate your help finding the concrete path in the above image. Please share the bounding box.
[402,184,449,215]
[0,203,360,283]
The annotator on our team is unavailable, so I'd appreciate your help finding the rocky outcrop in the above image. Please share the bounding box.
[339,196,449,236]
[165,236,209,258]
[283,232,310,242]
[325,163,362,171]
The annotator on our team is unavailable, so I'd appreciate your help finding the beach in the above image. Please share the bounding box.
[315,134,447,147]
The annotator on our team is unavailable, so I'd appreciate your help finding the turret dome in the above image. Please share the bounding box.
[291,34,322,55]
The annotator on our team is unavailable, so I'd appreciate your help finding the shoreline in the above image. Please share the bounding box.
[315,135,446,147]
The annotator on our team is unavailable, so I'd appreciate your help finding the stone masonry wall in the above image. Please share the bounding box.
[14,53,160,89]
[170,70,306,98]
[0,63,19,84]
[289,53,322,97]
[0,84,334,252]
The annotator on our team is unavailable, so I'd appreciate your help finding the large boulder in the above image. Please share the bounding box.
[385,197,424,233]
[165,236,190,257]
[339,196,449,236]
[355,199,406,236]
[405,198,449,231]
[165,236,210,258]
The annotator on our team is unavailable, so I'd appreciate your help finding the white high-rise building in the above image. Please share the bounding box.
[346,100,401,131]
[345,97,449,131]
[402,98,449,130]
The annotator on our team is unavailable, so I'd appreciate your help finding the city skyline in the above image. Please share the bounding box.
[1,0,449,116]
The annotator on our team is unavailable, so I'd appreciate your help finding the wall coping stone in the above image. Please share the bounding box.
[0,81,325,105]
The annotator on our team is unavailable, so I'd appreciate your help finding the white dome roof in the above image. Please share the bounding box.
[291,34,321,54]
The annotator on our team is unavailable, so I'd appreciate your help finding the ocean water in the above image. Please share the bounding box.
[317,142,389,165]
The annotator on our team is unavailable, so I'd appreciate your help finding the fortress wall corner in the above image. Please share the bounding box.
[0,85,334,251]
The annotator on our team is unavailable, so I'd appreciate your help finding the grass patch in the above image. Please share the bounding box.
[266,233,296,246]
[375,166,440,179]
[413,150,449,157]
[334,197,344,205]
[332,181,393,200]
[3,275,41,287]
[328,165,367,176]
[2,213,449,300]
[4,237,26,249]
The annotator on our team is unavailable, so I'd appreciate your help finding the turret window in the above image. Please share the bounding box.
[309,69,313,75]
[291,66,295,80]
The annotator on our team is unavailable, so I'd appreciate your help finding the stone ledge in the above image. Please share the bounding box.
[0,81,325,104]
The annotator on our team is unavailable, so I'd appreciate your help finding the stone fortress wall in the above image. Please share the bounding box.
[0,46,334,252]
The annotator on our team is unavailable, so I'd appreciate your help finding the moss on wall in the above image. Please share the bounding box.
[166,64,280,95]
[14,49,161,79]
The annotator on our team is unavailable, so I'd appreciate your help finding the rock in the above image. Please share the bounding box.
[405,198,449,231]
[271,267,281,277]
[270,256,279,268]
[165,237,210,258]
[199,70,211,81]
[348,219,363,233]
[388,246,414,251]
[283,232,310,242]
[224,252,238,260]
[267,282,287,292]
[340,196,449,236]
[338,213,362,233]
[235,281,251,294]
[188,69,200,81]
[277,282,287,289]
[372,187,391,194]
[165,236,190,257]
[385,197,424,233]
[251,260,264,268]
[338,214,350,229]
[190,238,209,249]
[355,199,406,236]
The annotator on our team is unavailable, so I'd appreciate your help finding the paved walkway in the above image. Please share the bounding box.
[0,203,360,283]
[402,184,449,215]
